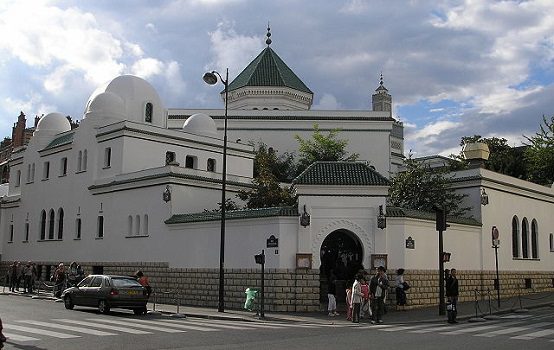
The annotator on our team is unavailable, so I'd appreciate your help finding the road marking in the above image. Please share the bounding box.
[410,325,453,333]
[87,318,186,333]
[440,325,500,335]
[511,328,554,340]
[126,318,218,332]
[4,324,80,339]
[380,324,429,332]
[53,319,152,334]
[190,320,285,329]
[166,319,255,330]
[475,326,531,337]
[19,320,116,336]
[2,332,40,342]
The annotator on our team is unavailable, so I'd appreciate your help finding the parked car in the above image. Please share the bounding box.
[62,275,148,315]
[0,317,5,348]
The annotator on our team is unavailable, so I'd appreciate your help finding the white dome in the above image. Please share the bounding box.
[183,113,219,138]
[36,113,71,133]
[85,92,125,118]
[83,75,165,126]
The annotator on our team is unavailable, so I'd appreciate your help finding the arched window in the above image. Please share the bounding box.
[31,163,35,181]
[40,210,46,240]
[143,215,149,235]
[15,170,21,187]
[185,155,196,169]
[27,164,31,182]
[207,158,216,172]
[83,150,88,171]
[128,215,133,236]
[550,234,554,252]
[522,218,529,258]
[145,102,153,123]
[135,215,140,235]
[78,151,82,171]
[512,216,519,258]
[57,208,64,240]
[75,218,82,239]
[48,209,55,239]
[531,220,538,259]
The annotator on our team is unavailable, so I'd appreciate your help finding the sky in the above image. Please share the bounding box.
[0,0,553,157]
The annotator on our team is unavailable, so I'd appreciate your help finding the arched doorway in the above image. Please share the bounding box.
[319,229,364,305]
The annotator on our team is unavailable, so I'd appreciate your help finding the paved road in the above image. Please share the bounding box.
[1,295,553,349]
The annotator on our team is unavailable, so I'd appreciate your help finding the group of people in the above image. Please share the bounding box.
[7,261,37,294]
[51,262,85,298]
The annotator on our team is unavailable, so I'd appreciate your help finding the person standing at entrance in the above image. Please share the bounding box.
[327,270,339,317]
[351,274,363,323]
[370,266,389,324]
[446,268,459,323]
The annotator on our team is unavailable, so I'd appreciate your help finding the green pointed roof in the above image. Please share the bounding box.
[293,161,390,186]
[228,47,312,94]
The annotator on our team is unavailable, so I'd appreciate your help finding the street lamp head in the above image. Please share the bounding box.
[203,71,219,85]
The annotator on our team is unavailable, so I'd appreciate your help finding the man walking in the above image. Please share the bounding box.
[446,268,459,324]
[370,266,389,324]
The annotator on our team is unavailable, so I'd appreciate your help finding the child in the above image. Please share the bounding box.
[345,280,353,321]
[361,277,371,318]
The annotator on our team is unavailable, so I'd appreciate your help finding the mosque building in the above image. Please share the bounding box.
[0,29,552,311]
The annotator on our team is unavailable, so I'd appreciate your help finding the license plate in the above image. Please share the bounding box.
[126,290,140,295]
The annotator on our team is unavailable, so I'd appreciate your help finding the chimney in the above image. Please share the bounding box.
[461,142,490,168]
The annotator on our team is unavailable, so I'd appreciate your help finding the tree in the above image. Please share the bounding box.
[237,143,296,209]
[524,115,554,185]
[451,135,528,179]
[295,124,359,175]
[389,153,470,217]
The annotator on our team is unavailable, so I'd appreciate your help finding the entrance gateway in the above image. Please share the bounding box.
[319,229,364,304]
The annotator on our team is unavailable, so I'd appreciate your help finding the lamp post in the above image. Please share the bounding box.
[203,68,229,313]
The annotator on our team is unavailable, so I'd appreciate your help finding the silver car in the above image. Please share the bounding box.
[62,275,148,315]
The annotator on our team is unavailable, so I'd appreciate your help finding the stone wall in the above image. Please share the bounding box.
[1,260,552,312]
[0,261,320,312]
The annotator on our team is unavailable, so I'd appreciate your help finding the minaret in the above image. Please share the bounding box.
[11,111,27,147]
[372,73,392,116]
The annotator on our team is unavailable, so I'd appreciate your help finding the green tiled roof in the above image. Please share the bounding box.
[44,132,74,150]
[293,161,390,186]
[386,206,481,226]
[228,47,312,94]
[165,206,299,224]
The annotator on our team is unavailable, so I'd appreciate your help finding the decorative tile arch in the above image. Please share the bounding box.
[311,219,373,268]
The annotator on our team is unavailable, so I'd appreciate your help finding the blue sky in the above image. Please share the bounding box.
[0,0,553,156]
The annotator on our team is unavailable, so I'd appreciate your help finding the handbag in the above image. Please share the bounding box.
[402,281,410,291]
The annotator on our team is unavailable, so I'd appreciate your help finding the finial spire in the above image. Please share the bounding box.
[380,72,384,86]
[266,22,272,46]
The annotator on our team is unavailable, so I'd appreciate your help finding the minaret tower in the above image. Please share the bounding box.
[372,73,392,116]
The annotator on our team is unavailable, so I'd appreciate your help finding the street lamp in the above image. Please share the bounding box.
[203,68,229,313]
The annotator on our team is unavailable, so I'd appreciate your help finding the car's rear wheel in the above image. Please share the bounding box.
[133,307,147,315]
[98,300,110,314]
[64,295,74,310]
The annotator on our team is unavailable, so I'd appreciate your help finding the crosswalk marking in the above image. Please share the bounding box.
[2,331,40,342]
[441,324,499,335]
[126,318,218,332]
[410,325,453,334]
[4,324,80,339]
[381,324,428,332]
[166,319,254,330]
[475,322,552,338]
[86,318,186,333]
[53,319,152,334]
[19,320,117,336]
[511,328,554,340]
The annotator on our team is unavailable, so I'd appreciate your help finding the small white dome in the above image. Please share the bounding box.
[85,92,125,118]
[183,113,219,138]
[36,113,71,133]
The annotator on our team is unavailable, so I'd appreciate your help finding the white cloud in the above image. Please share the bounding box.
[313,93,341,110]
[410,120,461,141]
[131,58,164,78]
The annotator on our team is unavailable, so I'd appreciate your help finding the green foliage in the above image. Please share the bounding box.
[203,198,240,213]
[295,124,359,174]
[524,115,554,185]
[389,153,470,217]
[237,142,296,209]
[452,135,528,179]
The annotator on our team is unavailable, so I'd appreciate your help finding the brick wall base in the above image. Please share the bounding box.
[1,261,552,312]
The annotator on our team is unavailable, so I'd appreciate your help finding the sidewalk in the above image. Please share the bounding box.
[147,291,554,324]
[2,286,553,325]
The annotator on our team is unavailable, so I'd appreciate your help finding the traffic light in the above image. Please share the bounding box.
[435,207,447,231]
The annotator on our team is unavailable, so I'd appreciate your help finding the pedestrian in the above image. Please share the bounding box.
[68,262,78,287]
[351,274,363,323]
[15,261,23,292]
[8,262,17,292]
[327,269,339,317]
[53,263,66,298]
[446,268,459,324]
[370,266,389,324]
[76,264,85,283]
[345,280,353,321]
[395,268,408,310]
[23,262,33,293]
[30,262,37,293]
[135,270,151,297]
[360,274,371,319]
